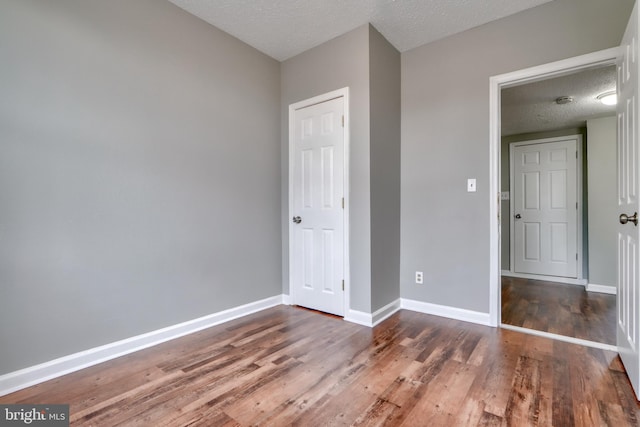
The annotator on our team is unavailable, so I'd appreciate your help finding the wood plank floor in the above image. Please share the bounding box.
[501,276,616,345]
[2,306,638,426]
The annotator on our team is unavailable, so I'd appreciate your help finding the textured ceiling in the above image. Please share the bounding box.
[501,65,617,136]
[168,0,553,61]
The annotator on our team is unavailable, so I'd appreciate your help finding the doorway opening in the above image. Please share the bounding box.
[489,48,620,350]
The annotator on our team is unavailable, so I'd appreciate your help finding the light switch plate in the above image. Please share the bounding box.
[501,191,510,200]
[467,178,477,192]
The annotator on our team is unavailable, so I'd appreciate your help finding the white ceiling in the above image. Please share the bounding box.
[501,65,617,136]
[168,0,554,61]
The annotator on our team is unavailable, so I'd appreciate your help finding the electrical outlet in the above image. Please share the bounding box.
[415,271,424,284]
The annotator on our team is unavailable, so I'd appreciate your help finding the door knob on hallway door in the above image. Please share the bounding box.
[292,216,302,224]
[514,214,521,219]
[619,212,638,226]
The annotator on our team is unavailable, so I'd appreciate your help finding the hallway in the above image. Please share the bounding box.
[501,276,616,345]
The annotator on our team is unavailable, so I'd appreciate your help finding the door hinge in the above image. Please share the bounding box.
[576,151,578,159]
[576,202,578,209]
[342,280,345,291]
[342,115,344,127]
[342,197,345,209]
[576,253,578,261]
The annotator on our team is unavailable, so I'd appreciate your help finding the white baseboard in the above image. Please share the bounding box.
[501,270,586,286]
[343,299,402,327]
[0,295,284,397]
[346,298,491,327]
[400,298,491,326]
[586,283,617,295]
[282,294,292,305]
[344,309,374,327]
[372,299,402,326]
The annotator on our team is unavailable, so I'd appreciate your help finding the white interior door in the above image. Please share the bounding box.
[617,0,640,400]
[511,137,578,278]
[291,96,345,316]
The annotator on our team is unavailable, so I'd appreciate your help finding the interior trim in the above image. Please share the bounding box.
[0,295,284,397]
[401,298,491,326]
[501,270,587,286]
[501,323,617,352]
[489,46,621,327]
[586,283,617,295]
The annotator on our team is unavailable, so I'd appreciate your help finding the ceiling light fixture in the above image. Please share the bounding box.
[597,90,617,106]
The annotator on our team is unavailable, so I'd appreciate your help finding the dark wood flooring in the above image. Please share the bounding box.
[1,305,638,426]
[502,276,617,345]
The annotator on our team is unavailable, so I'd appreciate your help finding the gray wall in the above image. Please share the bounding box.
[281,25,402,314]
[401,0,633,313]
[0,0,281,374]
[369,26,401,312]
[587,116,617,288]
[1,0,631,376]
[501,127,587,271]
[281,25,372,312]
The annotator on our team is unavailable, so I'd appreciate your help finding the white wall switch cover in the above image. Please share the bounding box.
[501,191,510,200]
[467,178,477,192]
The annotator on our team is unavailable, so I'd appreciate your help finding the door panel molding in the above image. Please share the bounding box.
[288,88,350,316]
[616,2,640,398]
[508,135,583,280]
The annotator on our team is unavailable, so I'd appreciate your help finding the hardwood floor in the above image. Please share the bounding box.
[1,306,638,426]
[501,276,616,345]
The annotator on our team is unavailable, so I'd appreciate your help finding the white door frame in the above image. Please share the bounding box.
[507,135,584,285]
[489,48,620,327]
[288,87,350,315]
